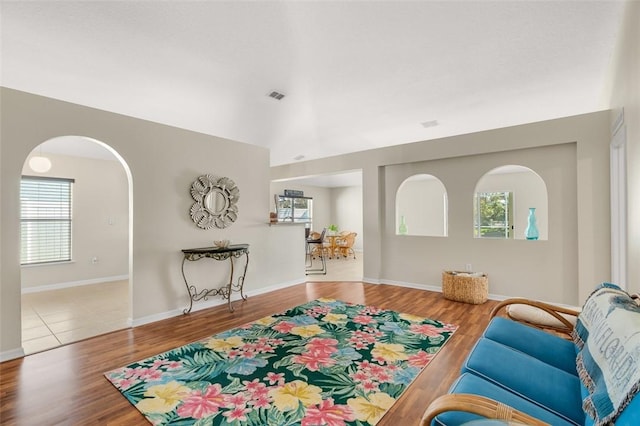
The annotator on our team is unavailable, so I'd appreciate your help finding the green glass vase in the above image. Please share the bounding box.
[399,215,408,235]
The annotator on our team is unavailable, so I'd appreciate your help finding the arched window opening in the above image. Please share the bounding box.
[473,165,548,240]
[396,174,448,237]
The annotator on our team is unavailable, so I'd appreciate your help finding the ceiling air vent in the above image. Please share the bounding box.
[268,91,285,100]
[421,120,439,128]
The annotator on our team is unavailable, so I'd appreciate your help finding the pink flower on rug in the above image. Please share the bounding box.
[165,361,182,370]
[134,367,163,381]
[373,370,392,383]
[121,367,138,379]
[241,349,256,358]
[408,350,434,367]
[176,384,225,419]
[306,338,339,355]
[350,330,377,344]
[225,392,249,408]
[265,372,285,385]
[409,323,444,337]
[293,350,337,371]
[222,406,251,422]
[351,340,367,350]
[269,338,285,346]
[272,321,296,334]
[254,342,275,353]
[151,360,166,369]
[243,378,263,393]
[350,370,368,382]
[361,380,380,392]
[301,397,355,426]
[363,326,384,337]
[367,363,387,376]
[251,395,271,409]
[253,387,269,400]
[306,305,332,317]
[353,315,375,325]
[361,306,383,315]
[115,377,136,390]
[443,323,458,332]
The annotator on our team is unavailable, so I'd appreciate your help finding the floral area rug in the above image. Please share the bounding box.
[105,298,457,425]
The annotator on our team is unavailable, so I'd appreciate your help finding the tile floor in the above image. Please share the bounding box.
[20,254,362,355]
[21,280,130,355]
[305,250,363,282]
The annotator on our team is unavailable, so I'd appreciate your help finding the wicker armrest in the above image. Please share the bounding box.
[420,393,549,426]
[490,298,580,337]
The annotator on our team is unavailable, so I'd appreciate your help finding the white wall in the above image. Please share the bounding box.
[1,88,304,359]
[331,186,363,251]
[606,0,640,295]
[272,111,611,305]
[21,151,129,289]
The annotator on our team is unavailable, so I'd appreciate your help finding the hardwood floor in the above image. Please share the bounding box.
[0,282,498,425]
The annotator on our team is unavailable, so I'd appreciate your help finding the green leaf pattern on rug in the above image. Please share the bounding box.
[105,298,457,425]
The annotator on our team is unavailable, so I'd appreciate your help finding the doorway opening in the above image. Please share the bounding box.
[271,170,363,282]
[20,136,132,354]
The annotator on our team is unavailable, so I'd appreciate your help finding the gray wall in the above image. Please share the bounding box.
[272,112,612,305]
[383,143,576,303]
[1,88,304,359]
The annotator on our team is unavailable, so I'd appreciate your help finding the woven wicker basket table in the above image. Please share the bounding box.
[442,271,488,304]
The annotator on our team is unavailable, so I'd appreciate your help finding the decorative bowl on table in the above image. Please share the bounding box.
[213,239,230,248]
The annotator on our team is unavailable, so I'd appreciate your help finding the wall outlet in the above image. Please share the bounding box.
[465,263,472,272]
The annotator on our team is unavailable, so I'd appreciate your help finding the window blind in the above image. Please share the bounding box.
[20,176,74,265]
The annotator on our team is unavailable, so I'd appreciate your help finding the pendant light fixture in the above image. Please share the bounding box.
[29,147,52,173]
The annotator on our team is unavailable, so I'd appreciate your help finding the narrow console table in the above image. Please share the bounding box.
[181,244,249,313]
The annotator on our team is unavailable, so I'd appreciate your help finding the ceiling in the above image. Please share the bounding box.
[1,1,626,167]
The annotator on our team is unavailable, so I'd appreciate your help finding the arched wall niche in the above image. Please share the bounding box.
[395,173,448,237]
[473,165,548,240]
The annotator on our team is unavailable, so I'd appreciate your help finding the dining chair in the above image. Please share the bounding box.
[305,228,327,275]
[335,232,357,259]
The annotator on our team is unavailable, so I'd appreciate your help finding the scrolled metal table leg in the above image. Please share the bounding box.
[239,251,249,301]
[227,255,235,312]
[181,256,194,314]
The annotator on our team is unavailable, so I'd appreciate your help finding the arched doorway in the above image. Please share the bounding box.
[20,136,132,354]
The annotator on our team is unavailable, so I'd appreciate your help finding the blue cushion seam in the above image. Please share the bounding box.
[461,366,581,425]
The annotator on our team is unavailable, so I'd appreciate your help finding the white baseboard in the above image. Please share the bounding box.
[132,279,304,327]
[379,279,508,301]
[21,275,129,294]
[0,347,25,362]
[379,279,442,292]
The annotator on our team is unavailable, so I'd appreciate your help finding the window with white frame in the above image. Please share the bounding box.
[20,176,74,265]
[474,191,513,238]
